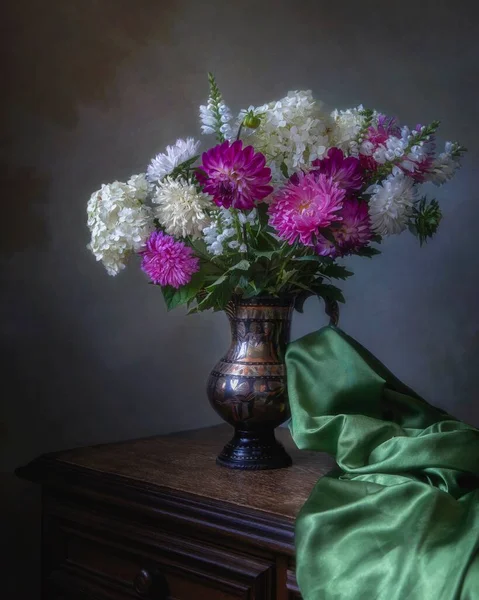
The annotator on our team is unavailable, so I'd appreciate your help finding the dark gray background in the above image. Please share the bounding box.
[2,0,478,596]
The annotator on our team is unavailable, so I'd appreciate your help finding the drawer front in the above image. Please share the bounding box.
[43,512,273,600]
[286,570,302,600]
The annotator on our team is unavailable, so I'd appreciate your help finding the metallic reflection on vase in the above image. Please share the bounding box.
[207,296,294,470]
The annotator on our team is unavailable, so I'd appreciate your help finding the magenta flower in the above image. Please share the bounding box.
[268,172,345,246]
[140,231,199,288]
[367,114,400,145]
[311,147,364,191]
[197,140,273,210]
[316,198,372,257]
[361,114,401,171]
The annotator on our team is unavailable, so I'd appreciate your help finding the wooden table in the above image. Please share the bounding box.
[17,425,334,599]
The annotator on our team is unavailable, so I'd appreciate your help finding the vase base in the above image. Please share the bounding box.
[216,429,292,470]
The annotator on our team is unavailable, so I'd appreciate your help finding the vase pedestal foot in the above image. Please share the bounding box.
[216,428,292,470]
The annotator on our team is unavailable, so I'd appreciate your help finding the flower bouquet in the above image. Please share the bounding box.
[87,74,465,469]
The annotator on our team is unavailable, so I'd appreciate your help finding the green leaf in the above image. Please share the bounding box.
[206,274,227,289]
[197,278,234,312]
[167,155,200,181]
[281,269,298,283]
[294,291,314,313]
[321,264,354,280]
[293,255,333,264]
[280,161,289,178]
[253,249,278,260]
[230,259,250,272]
[161,271,205,311]
[314,283,345,304]
[356,246,381,258]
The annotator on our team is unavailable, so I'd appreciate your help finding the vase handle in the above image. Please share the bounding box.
[324,298,339,326]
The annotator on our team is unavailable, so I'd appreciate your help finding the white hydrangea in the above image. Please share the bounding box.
[244,91,332,182]
[331,105,367,154]
[147,138,200,183]
[127,173,150,201]
[200,102,233,140]
[427,142,461,186]
[367,171,417,236]
[203,208,257,256]
[87,180,154,275]
[152,177,211,240]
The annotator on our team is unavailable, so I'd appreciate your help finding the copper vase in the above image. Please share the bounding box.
[207,296,294,470]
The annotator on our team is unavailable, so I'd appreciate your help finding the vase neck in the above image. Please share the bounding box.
[224,297,294,364]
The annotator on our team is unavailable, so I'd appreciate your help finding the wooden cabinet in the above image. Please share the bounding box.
[17,425,334,599]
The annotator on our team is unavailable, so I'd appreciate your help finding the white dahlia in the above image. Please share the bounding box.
[244,90,332,182]
[367,172,417,236]
[87,180,154,275]
[147,138,200,183]
[152,177,211,239]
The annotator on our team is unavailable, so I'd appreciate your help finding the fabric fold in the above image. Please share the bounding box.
[286,326,479,600]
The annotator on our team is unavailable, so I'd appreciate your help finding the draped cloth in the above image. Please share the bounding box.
[286,326,479,600]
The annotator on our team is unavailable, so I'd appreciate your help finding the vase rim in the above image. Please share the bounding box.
[233,294,296,307]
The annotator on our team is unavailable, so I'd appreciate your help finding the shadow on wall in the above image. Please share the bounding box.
[3,0,175,128]
[0,163,50,255]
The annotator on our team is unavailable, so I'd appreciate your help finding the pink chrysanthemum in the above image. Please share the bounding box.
[316,198,372,257]
[140,231,199,288]
[197,140,273,210]
[268,172,345,246]
[311,147,364,191]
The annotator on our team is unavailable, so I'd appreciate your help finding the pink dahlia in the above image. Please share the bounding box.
[311,147,364,191]
[316,198,372,257]
[197,140,273,210]
[268,172,345,246]
[140,231,199,288]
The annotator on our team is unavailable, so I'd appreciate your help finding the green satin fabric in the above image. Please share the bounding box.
[286,326,479,600]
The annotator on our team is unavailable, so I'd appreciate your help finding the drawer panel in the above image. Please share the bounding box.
[286,570,302,599]
[44,511,273,599]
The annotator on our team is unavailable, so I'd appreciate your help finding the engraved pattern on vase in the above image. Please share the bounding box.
[207,297,294,429]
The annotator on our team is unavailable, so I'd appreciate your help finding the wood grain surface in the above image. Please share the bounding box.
[37,425,334,519]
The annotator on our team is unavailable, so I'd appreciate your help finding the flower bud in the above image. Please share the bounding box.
[243,111,261,129]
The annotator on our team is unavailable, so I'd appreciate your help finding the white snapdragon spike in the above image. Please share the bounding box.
[152,177,211,240]
[367,172,417,236]
[373,135,408,165]
[146,138,200,183]
[246,91,332,182]
[199,101,233,140]
[203,208,257,256]
[87,181,154,276]
[427,142,462,186]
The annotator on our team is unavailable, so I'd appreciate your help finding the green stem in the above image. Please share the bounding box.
[236,122,244,141]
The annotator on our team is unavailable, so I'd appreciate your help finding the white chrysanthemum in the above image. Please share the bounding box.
[152,177,211,239]
[203,208,257,256]
[87,180,154,275]
[427,142,461,186]
[200,102,233,140]
[147,138,200,183]
[331,106,368,154]
[244,91,332,182]
[367,172,417,236]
